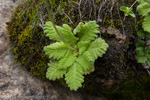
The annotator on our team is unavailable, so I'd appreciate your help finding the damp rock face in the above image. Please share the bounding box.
[6,0,150,100]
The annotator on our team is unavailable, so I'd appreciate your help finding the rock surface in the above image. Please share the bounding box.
[0,0,107,100]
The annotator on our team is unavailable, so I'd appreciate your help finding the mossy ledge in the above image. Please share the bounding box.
[7,0,150,99]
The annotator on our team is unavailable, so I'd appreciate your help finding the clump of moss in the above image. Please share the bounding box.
[7,0,50,79]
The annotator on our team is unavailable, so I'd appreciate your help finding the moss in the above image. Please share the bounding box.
[7,0,50,79]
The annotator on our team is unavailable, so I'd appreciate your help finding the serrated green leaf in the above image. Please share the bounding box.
[142,15,150,33]
[136,56,147,63]
[44,21,62,41]
[137,2,150,16]
[85,38,109,60]
[74,21,99,41]
[46,62,66,80]
[84,66,95,75]
[44,21,78,46]
[136,47,145,56]
[77,41,90,55]
[58,51,77,69]
[62,24,79,46]
[136,40,145,47]
[73,22,84,35]
[83,51,95,62]
[65,62,84,91]
[76,54,94,71]
[44,42,70,60]
[137,30,145,37]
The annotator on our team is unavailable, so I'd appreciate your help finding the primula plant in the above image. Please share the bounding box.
[43,21,108,91]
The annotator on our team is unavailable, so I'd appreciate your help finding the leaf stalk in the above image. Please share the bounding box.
[44,0,76,51]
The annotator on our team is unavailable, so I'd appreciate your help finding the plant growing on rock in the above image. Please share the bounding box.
[43,0,108,91]
[44,21,108,91]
